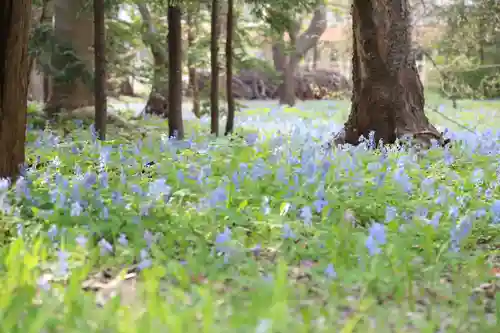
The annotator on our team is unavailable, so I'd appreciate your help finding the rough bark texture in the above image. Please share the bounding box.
[46,0,94,115]
[210,0,220,135]
[0,0,31,179]
[137,3,169,117]
[272,4,327,106]
[167,5,184,139]
[187,9,200,118]
[94,0,107,140]
[336,0,441,146]
[224,0,235,135]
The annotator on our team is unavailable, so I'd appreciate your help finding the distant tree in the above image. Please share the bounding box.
[334,0,441,146]
[210,0,220,135]
[0,0,32,179]
[186,6,201,118]
[225,0,235,135]
[94,0,107,140]
[167,2,184,139]
[46,0,94,116]
[270,2,327,106]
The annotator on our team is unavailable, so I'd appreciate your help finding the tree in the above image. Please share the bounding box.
[271,3,327,106]
[186,6,201,118]
[46,0,94,116]
[334,0,441,146]
[167,2,184,139]
[136,2,169,117]
[0,0,32,179]
[224,0,235,135]
[210,0,220,135]
[94,0,107,140]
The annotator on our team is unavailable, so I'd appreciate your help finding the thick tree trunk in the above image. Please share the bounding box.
[224,0,235,135]
[94,0,107,140]
[280,64,297,106]
[336,0,441,146]
[0,0,31,180]
[46,0,94,116]
[167,5,184,139]
[187,9,200,118]
[210,0,220,135]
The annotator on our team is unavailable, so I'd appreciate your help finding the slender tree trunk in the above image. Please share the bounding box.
[0,0,32,180]
[94,0,107,140]
[46,0,94,116]
[167,4,184,139]
[335,1,441,146]
[42,0,54,102]
[187,9,200,118]
[210,0,220,135]
[224,0,235,135]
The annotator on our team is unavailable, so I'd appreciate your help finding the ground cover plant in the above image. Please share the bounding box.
[0,101,499,332]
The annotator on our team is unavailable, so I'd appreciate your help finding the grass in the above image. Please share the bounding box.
[0,98,499,332]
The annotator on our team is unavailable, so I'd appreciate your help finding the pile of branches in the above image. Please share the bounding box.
[191,69,351,100]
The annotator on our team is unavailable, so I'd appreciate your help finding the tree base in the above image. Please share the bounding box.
[330,126,449,150]
[143,93,168,117]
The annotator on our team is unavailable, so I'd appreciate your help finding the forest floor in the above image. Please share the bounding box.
[0,97,499,332]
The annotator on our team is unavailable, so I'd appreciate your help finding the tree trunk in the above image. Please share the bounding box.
[273,4,327,106]
[46,0,94,116]
[167,5,184,139]
[0,0,31,180]
[186,9,200,118]
[210,0,220,135]
[42,0,54,103]
[144,56,168,116]
[312,44,319,70]
[280,64,297,106]
[136,3,169,117]
[336,1,441,146]
[94,0,107,140]
[224,0,235,135]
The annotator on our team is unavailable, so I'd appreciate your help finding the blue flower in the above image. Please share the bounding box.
[118,233,128,246]
[76,235,87,247]
[324,263,337,279]
[70,201,83,217]
[98,239,113,256]
[365,235,381,256]
[368,223,386,245]
[385,206,397,223]
[48,225,58,241]
[300,206,313,227]
[282,223,296,239]
[491,200,500,224]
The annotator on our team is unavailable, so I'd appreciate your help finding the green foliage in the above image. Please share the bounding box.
[436,0,500,99]
[0,101,498,331]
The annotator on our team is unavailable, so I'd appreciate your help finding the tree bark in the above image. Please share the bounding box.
[94,0,107,140]
[137,2,169,117]
[210,0,220,135]
[224,0,235,135]
[167,4,184,139]
[46,0,94,116]
[0,0,31,180]
[187,9,200,118]
[273,4,327,106]
[336,0,441,146]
